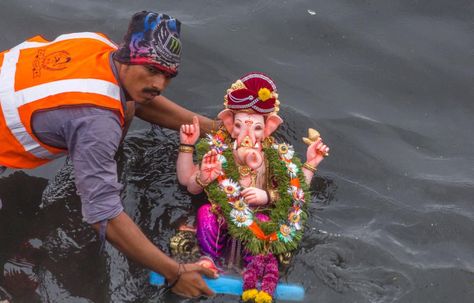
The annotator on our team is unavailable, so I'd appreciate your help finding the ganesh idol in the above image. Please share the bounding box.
[176,72,329,303]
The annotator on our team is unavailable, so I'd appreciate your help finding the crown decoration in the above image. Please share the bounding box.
[223,72,280,114]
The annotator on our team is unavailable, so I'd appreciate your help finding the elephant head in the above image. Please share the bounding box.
[217,72,283,170]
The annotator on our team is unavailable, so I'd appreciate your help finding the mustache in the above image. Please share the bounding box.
[142,88,161,96]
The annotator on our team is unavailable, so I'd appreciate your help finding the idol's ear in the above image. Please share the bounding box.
[217,109,235,134]
[264,114,283,138]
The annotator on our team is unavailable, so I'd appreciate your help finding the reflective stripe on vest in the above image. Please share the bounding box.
[0,32,120,160]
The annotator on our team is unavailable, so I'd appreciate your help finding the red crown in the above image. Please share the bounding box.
[224,72,280,114]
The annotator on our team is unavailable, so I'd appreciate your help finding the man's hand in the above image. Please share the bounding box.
[180,116,200,145]
[92,213,218,299]
[135,95,217,135]
[172,263,217,298]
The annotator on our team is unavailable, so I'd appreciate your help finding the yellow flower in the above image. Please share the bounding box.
[255,290,273,303]
[280,224,291,236]
[233,199,247,211]
[258,87,272,102]
[242,289,259,301]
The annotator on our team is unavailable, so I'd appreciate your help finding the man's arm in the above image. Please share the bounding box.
[61,110,215,298]
[135,95,220,135]
[92,212,215,297]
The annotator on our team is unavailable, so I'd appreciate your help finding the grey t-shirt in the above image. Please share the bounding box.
[32,107,124,224]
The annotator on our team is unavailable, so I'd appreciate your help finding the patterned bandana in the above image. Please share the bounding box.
[225,72,280,114]
[114,11,182,77]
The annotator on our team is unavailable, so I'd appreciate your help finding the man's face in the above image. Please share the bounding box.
[119,64,171,104]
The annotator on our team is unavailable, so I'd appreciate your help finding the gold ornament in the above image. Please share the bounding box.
[179,145,194,153]
[195,173,210,188]
[169,231,198,256]
[277,251,293,265]
[231,79,246,90]
[240,135,253,148]
[277,143,289,155]
[262,136,275,149]
[303,128,329,156]
[303,162,317,173]
[274,99,280,113]
[238,165,253,177]
[302,128,320,145]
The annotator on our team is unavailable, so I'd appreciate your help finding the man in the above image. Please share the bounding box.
[0,11,217,298]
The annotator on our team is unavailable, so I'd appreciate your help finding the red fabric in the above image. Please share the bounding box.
[227,72,277,114]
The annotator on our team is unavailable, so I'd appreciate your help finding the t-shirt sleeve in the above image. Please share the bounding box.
[61,113,124,224]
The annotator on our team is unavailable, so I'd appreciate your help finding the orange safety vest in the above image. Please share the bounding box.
[0,32,125,169]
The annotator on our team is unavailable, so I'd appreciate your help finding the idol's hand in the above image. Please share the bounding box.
[200,150,222,184]
[180,116,200,145]
[306,138,330,166]
[241,187,268,206]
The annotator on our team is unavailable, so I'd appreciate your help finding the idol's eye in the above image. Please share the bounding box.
[234,123,241,129]
[255,125,263,131]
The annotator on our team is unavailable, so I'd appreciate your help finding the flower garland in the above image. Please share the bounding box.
[242,254,279,303]
[196,130,310,255]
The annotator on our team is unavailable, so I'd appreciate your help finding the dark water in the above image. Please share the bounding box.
[1,0,473,302]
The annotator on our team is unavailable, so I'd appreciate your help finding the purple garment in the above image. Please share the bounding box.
[32,107,124,224]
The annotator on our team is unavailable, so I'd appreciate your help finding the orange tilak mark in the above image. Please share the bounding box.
[245,120,253,126]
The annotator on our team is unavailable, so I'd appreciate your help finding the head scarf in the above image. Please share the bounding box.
[225,72,279,114]
[114,11,182,77]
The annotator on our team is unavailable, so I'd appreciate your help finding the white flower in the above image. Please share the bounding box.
[286,162,299,178]
[206,134,214,143]
[273,143,295,160]
[230,209,253,227]
[231,198,250,212]
[220,178,241,198]
[288,186,305,203]
[278,224,295,243]
[206,134,228,153]
[288,209,303,230]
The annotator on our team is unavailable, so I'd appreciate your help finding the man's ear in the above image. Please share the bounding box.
[264,114,283,138]
[217,109,235,134]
